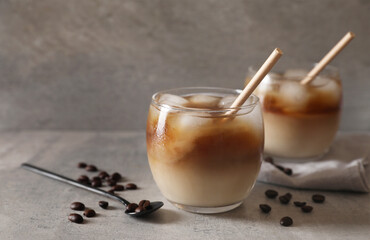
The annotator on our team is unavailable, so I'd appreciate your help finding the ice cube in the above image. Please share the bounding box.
[158,94,189,107]
[176,113,213,130]
[317,79,341,105]
[278,81,311,111]
[188,94,220,108]
[218,95,237,108]
[284,69,308,80]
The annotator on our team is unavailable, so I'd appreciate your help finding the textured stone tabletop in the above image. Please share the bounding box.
[0,131,369,240]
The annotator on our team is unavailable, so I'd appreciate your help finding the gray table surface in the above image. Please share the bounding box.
[0,131,369,240]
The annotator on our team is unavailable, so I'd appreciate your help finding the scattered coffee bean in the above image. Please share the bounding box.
[86,165,98,172]
[284,193,292,200]
[113,185,124,191]
[108,189,115,194]
[125,183,137,190]
[264,156,274,164]
[70,202,85,211]
[68,213,83,224]
[126,203,139,212]
[99,171,109,179]
[92,176,101,182]
[77,175,90,184]
[301,205,313,213]
[84,209,96,217]
[280,216,293,227]
[294,201,306,207]
[135,206,145,213]
[107,179,117,187]
[259,204,271,213]
[98,201,109,209]
[279,196,290,204]
[111,172,122,181]
[312,194,325,203]
[265,189,278,199]
[78,162,87,168]
[139,200,151,210]
[91,179,102,187]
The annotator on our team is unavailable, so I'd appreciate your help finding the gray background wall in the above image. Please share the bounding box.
[0,0,369,131]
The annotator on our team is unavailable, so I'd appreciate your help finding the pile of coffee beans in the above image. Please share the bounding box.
[126,200,152,213]
[259,189,326,227]
[76,162,139,195]
[68,201,100,224]
[264,157,293,176]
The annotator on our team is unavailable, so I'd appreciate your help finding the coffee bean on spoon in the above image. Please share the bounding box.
[301,205,313,213]
[126,203,138,212]
[86,165,98,172]
[68,213,83,224]
[265,189,278,199]
[98,201,109,209]
[280,216,293,227]
[139,200,151,210]
[84,209,96,217]
[294,201,306,207]
[135,206,145,213]
[125,183,137,190]
[259,204,271,213]
[113,185,124,191]
[312,194,325,203]
[70,202,85,211]
[77,162,87,168]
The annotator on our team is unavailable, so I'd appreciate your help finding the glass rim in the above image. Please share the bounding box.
[151,87,259,113]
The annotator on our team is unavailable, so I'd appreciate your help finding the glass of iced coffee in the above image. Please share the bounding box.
[247,65,341,160]
[146,87,263,213]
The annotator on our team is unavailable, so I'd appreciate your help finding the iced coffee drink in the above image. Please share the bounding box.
[146,87,263,213]
[247,66,341,159]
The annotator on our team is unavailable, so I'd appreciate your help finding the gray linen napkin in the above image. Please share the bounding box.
[257,132,370,192]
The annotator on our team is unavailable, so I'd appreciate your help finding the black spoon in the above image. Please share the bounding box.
[21,163,164,217]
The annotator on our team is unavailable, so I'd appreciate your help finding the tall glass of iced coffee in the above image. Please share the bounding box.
[146,87,264,213]
[247,65,341,160]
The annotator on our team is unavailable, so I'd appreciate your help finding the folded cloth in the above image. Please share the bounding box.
[257,133,370,193]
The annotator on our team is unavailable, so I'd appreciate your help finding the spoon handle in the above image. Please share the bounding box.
[21,163,130,206]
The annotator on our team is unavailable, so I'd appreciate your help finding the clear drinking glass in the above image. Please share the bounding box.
[246,65,342,160]
[146,87,264,213]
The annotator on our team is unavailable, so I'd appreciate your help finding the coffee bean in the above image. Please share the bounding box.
[107,179,117,187]
[294,201,306,207]
[84,209,96,218]
[284,168,293,176]
[77,175,89,183]
[312,194,325,203]
[135,206,145,213]
[264,156,274,164]
[68,213,83,224]
[125,183,137,190]
[279,196,290,204]
[280,216,293,227]
[301,205,313,213]
[139,200,151,210]
[111,172,122,181]
[70,202,85,211]
[91,179,102,187]
[98,201,109,209]
[108,189,115,194]
[126,203,138,212]
[265,189,278,199]
[113,185,124,191]
[78,162,87,168]
[284,193,292,200]
[259,204,271,213]
[98,171,109,179]
[86,165,98,172]
[92,176,101,182]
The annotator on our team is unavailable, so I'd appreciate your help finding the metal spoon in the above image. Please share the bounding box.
[21,163,164,217]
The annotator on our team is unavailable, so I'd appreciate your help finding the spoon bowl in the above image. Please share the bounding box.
[21,163,164,217]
